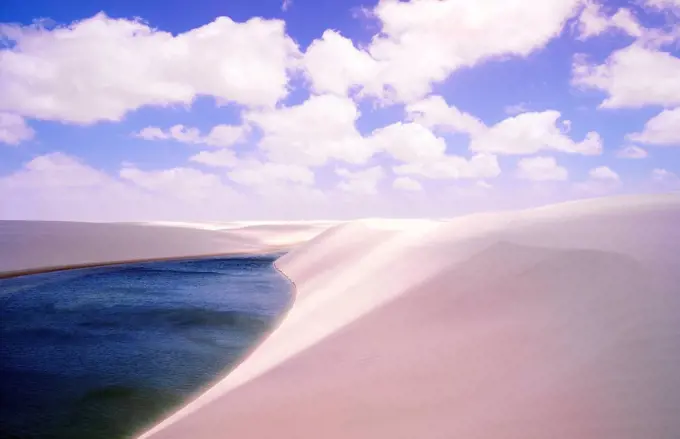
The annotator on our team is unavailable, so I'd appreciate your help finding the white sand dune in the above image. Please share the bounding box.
[139,193,680,439]
[0,220,333,275]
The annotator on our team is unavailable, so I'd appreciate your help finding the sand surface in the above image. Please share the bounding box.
[0,220,334,276]
[138,193,680,439]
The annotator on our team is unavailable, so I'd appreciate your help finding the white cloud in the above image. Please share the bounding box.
[1,152,110,188]
[203,124,250,147]
[516,156,569,181]
[336,166,385,195]
[135,127,169,141]
[0,13,300,124]
[576,1,643,40]
[573,44,680,108]
[119,165,234,201]
[369,122,446,163]
[616,145,648,159]
[645,0,680,12]
[0,113,35,145]
[405,95,486,135]
[448,179,495,199]
[470,110,603,155]
[244,94,371,166]
[406,96,601,156]
[589,165,620,181]
[0,153,144,221]
[628,108,680,145]
[189,149,239,168]
[652,168,679,182]
[0,152,249,221]
[649,168,680,191]
[573,165,622,195]
[1,153,327,221]
[134,124,248,147]
[504,103,531,115]
[282,0,293,11]
[394,153,501,180]
[303,0,583,103]
[368,118,501,181]
[302,30,378,97]
[393,176,423,191]
[227,160,314,186]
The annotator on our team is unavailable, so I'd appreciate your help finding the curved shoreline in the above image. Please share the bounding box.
[133,259,299,439]
[0,247,294,280]
[1,252,295,439]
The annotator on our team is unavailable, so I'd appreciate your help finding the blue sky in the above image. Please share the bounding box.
[1,0,679,221]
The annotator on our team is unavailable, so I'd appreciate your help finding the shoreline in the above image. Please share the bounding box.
[0,246,294,280]
[133,259,299,439]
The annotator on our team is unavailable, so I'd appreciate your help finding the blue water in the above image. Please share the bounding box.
[0,255,292,439]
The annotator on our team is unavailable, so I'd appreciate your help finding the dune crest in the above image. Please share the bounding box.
[139,194,680,439]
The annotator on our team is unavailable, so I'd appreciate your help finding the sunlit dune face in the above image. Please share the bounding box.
[144,238,680,439]
[140,195,680,439]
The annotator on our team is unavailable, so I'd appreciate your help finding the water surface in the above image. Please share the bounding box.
[0,255,292,439]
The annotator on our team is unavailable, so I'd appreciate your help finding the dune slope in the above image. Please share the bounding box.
[141,193,680,439]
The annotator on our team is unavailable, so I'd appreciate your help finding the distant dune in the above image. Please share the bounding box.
[0,220,334,277]
[137,193,680,439]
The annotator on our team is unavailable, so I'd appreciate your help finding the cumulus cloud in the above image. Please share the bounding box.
[0,152,328,221]
[244,94,371,166]
[650,168,680,190]
[369,122,446,163]
[405,96,601,156]
[227,160,315,186]
[576,1,643,40]
[392,176,423,191]
[0,113,35,145]
[336,166,385,195]
[573,44,680,108]
[394,153,501,180]
[628,108,680,145]
[241,95,507,182]
[134,124,249,147]
[645,0,680,12]
[470,111,603,155]
[119,164,236,201]
[189,149,239,168]
[652,168,679,182]
[1,152,111,188]
[572,165,622,195]
[405,95,486,135]
[516,156,569,181]
[303,0,583,103]
[616,145,648,159]
[504,103,531,115]
[589,165,620,181]
[0,13,300,124]
[4,1,673,219]
[0,153,160,220]
[302,30,378,97]
[366,118,502,181]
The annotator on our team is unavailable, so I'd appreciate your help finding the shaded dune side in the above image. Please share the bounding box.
[143,195,680,439]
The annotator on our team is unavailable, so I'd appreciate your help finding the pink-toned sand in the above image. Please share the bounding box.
[0,220,334,276]
[139,194,680,439]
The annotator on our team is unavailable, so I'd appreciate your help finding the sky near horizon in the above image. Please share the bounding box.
[1,0,679,221]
